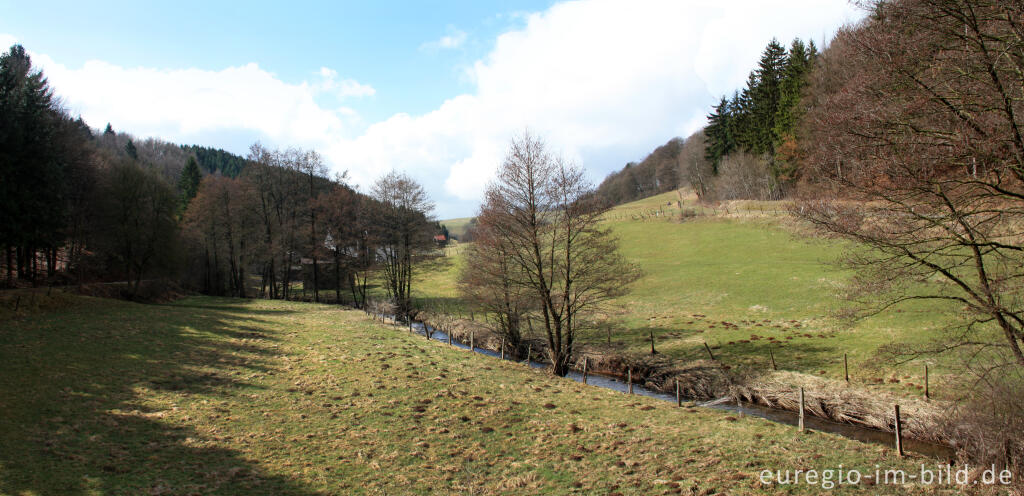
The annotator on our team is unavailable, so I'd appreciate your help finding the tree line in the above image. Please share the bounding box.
[0,44,179,292]
[593,37,816,206]
[184,145,435,315]
[0,43,438,316]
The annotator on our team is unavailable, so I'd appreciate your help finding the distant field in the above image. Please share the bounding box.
[0,294,937,495]
[416,191,961,399]
[439,216,475,240]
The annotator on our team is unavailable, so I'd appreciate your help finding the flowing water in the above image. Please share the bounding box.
[384,316,953,459]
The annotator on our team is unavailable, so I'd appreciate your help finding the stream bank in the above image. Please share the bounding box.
[413,310,955,459]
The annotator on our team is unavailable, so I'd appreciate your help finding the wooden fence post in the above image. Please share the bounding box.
[582,358,588,384]
[924,364,929,400]
[650,329,656,355]
[525,344,532,364]
[628,368,633,395]
[844,353,849,382]
[798,387,805,432]
[447,327,452,346]
[675,379,681,407]
[470,331,475,352]
[703,342,715,361]
[500,337,505,360]
[894,404,904,457]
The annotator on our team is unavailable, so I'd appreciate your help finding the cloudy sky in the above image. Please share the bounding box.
[1,0,862,218]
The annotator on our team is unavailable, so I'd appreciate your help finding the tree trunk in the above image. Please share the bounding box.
[5,246,13,287]
[16,246,23,280]
[204,247,212,294]
[334,250,341,304]
[30,247,37,287]
[268,259,277,299]
[46,247,55,279]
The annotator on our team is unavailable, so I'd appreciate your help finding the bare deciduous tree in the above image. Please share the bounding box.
[371,171,434,319]
[798,0,1024,371]
[183,175,261,297]
[794,0,1024,467]
[98,157,180,297]
[679,130,713,201]
[297,150,328,302]
[472,133,640,376]
[458,209,530,356]
[314,177,376,307]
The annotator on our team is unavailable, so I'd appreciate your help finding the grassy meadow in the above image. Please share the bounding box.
[429,192,957,398]
[439,217,475,241]
[0,293,950,495]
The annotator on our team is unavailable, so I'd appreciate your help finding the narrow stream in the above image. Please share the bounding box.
[387,316,953,459]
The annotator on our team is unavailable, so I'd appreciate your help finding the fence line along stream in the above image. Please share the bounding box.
[371,312,953,460]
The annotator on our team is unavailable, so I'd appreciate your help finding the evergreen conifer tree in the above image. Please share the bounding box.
[704,96,735,173]
[771,38,814,181]
[179,156,202,207]
[124,138,137,160]
[744,39,788,157]
[0,44,66,274]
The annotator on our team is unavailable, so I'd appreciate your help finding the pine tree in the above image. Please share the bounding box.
[74,116,92,139]
[743,39,788,157]
[124,138,137,160]
[773,39,811,141]
[103,123,114,136]
[704,96,735,174]
[179,156,202,208]
[0,44,66,279]
[771,38,813,181]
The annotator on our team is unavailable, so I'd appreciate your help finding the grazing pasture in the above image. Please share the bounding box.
[0,294,938,495]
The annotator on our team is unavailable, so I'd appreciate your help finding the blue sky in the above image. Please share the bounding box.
[1,0,862,218]
[1,1,549,122]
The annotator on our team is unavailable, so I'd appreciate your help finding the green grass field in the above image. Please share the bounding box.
[433,191,956,398]
[0,294,943,495]
[439,217,475,241]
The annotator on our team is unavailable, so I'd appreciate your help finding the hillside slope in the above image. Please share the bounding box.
[416,191,953,398]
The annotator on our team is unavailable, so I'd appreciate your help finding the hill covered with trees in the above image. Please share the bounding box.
[594,36,816,206]
[0,43,441,313]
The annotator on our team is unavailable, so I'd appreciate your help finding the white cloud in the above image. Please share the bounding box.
[0,33,17,50]
[2,0,862,218]
[330,0,862,210]
[420,27,468,51]
[315,67,376,99]
[27,49,368,154]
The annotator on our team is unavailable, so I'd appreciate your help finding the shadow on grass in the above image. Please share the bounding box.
[577,323,844,375]
[417,255,455,271]
[699,331,843,373]
[166,298,298,317]
[411,295,468,314]
[0,297,321,495]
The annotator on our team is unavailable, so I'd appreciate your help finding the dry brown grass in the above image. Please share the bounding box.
[734,371,946,444]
